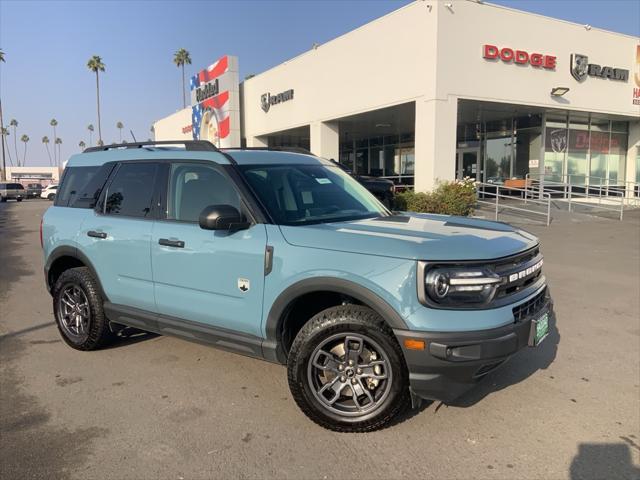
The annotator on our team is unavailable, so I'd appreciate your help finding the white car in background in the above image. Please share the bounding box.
[40,184,58,200]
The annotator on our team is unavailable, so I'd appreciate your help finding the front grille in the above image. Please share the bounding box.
[493,247,543,300]
[512,288,547,323]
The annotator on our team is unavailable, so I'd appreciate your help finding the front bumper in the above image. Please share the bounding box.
[394,290,553,403]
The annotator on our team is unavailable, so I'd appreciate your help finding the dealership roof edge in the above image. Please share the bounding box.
[242,0,639,85]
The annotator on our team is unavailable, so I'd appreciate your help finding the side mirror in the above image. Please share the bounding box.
[199,205,250,231]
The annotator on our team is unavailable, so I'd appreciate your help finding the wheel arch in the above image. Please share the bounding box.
[45,246,108,301]
[264,277,408,363]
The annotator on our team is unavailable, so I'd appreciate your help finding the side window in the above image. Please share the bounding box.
[55,167,100,206]
[167,163,240,222]
[104,163,159,218]
[69,163,116,209]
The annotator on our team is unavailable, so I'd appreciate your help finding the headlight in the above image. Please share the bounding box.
[423,266,501,306]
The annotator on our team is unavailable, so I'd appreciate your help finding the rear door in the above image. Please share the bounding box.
[150,161,267,338]
[78,161,161,316]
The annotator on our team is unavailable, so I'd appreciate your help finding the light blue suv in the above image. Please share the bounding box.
[42,140,553,432]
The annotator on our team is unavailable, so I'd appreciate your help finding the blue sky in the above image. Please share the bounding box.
[1,0,638,166]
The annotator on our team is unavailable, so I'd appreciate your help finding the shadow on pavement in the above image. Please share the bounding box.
[448,312,560,408]
[0,321,56,342]
[102,326,159,349]
[0,203,35,302]
[570,443,640,480]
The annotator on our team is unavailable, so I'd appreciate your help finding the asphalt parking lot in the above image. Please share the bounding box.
[1,199,639,480]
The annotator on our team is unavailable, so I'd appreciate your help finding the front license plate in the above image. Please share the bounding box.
[529,312,549,347]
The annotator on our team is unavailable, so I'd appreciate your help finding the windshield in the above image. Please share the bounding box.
[239,164,389,225]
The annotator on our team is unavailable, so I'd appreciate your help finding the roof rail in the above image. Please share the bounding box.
[83,140,219,153]
[224,146,314,155]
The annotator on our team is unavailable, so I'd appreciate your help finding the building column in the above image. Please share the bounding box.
[414,96,457,192]
[246,135,268,148]
[310,121,339,160]
[625,121,640,197]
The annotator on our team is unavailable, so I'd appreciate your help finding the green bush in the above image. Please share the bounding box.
[393,178,476,216]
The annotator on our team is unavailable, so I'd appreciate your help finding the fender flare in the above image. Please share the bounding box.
[264,277,409,353]
[44,246,109,301]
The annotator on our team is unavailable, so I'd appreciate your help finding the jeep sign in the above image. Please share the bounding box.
[261,89,294,113]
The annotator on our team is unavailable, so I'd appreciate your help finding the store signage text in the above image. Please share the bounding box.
[261,89,294,113]
[483,44,556,69]
[570,54,628,82]
[195,79,219,103]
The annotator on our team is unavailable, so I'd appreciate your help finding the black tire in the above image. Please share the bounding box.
[52,267,114,350]
[0,197,6,202]
[47,193,55,201]
[17,198,23,202]
[287,305,410,432]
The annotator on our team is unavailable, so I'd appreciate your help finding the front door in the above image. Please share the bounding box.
[151,162,267,338]
[456,149,481,181]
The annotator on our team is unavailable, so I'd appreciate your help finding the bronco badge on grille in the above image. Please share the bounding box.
[507,259,543,284]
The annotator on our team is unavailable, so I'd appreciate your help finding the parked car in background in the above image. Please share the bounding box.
[42,140,553,432]
[331,160,395,207]
[26,183,44,199]
[41,184,58,200]
[0,182,26,202]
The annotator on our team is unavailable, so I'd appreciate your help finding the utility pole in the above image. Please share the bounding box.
[0,99,6,181]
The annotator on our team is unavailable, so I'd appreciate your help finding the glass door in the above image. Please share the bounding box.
[457,148,480,181]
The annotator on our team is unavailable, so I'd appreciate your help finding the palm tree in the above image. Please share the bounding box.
[50,118,58,165]
[79,140,86,151]
[9,119,18,164]
[55,137,62,165]
[1,128,13,166]
[42,136,52,165]
[116,121,124,142]
[20,134,29,166]
[173,48,192,108]
[87,55,106,144]
[87,124,94,146]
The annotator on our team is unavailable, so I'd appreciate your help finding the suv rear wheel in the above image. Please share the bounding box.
[52,267,113,350]
[287,305,410,432]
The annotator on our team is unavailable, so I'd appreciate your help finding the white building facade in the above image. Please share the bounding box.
[155,0,640,192]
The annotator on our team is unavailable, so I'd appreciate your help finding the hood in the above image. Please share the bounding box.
[278,213,538,261]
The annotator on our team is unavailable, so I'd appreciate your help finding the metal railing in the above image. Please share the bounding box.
[524,174,627,220]
[476,182,552,226]
[525,173,640,202]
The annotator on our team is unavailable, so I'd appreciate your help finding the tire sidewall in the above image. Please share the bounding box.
[288,306,409,430]
[52,268,109,350]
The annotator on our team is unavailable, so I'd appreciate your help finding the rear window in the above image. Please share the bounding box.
[103,163,159,218]
[55,165,114,208]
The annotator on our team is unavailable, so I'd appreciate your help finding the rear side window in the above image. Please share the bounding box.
[55,167,101,207]
[69,163,116,209]
[104,163,159,218]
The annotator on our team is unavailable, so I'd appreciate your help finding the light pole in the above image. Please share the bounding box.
[0,99,6,181]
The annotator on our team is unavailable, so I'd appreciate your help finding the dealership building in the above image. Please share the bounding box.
[154,0,640,193]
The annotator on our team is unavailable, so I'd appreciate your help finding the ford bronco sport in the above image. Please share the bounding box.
[42,140,552,432]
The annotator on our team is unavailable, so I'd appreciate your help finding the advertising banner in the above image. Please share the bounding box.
[190,55,240,148]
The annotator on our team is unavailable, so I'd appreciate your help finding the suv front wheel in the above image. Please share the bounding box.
[52,267,113,350]
[287,305,410,432]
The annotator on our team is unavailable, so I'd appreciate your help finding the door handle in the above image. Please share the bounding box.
[158,238,185,248]
[87,230,107,239]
